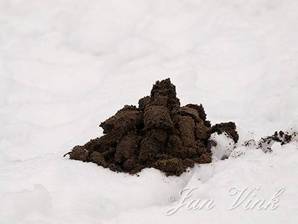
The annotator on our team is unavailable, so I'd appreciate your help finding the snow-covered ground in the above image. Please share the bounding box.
[0,0,297,223]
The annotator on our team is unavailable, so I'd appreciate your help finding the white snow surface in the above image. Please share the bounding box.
[0,0,298,223]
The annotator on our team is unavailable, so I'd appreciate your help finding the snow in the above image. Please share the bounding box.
[210,133,235,160]
[0,0,297,223]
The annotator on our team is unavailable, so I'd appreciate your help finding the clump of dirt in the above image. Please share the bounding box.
[257,131,297,152]
[242,130,297,153]
[65,79,238,176]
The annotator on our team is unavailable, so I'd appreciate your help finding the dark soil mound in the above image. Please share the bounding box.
[65,79,238,176]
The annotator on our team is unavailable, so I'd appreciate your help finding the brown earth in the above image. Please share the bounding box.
[65,78,238,176]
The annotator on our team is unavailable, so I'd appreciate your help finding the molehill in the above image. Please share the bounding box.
[65,79,238,176]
